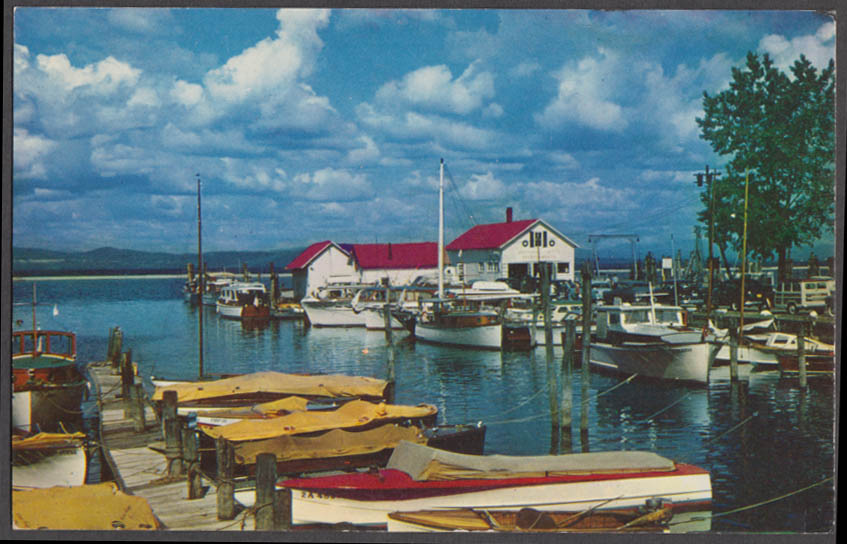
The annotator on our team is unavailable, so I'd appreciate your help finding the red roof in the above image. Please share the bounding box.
[446,219,537,251]
[351,242,439,270]
[285,240,342,270]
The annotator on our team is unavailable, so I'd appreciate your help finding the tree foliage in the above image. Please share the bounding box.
[696,52,835,283]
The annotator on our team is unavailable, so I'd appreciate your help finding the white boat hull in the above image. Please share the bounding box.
[714,344,778,367]
[286,471,712,528]
[533,324,565,346]
[589,341,718,385]
[415,322,502,349]
[12,443,87,489]
[362,308,405,330]
[301,301,364,327]
[12,386,87,434]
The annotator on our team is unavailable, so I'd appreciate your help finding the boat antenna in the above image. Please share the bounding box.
[438,158,445,300]
[197,174,204,378]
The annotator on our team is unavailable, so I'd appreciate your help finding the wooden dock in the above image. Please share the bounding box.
[87,361,256,531]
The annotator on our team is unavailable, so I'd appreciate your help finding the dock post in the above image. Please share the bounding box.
[183,426,203,499]
[216,438,236,520]
[580,262,592,452]
[798,321,807,387]
[560,319,576,453]
[109,327,123,370]
[131,383,146,432]
[255,453,278,530]
[275,487,292,531]
[121,349,134,408]
[163,390,184,478]
[384,378,396,405]
[542,263,559,453]
[383,284,394,344]
[729,327,739,382]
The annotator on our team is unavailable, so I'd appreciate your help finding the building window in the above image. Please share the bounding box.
[487,262,499,273]
[557,262,570,274]
[478,263,485,273]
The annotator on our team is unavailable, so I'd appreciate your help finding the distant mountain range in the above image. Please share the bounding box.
[12,246,307,276]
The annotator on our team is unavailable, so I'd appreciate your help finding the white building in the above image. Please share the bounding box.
[285,240,357,300]
[446,208,578,285]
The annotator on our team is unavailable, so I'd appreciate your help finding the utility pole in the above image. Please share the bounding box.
[695,166,721,322]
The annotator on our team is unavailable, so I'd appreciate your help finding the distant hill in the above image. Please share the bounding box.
[12,246,307,276]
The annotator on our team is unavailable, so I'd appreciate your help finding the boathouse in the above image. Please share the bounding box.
[285,240,357,300]
[446,208,578,285]
[349,242,441,286]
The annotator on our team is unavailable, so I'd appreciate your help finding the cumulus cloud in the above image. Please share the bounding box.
[14,128,57,179]
[107,8,175,34]
[375,61,495,115]
[293,167,374,201]
[535,48,628,132]
[460,172,508,201]
[759,20,835,73]
[36,53,140,93]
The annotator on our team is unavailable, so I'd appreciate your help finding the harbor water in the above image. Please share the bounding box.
[12,276,835,533]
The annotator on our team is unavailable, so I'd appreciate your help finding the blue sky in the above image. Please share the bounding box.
[12,8,837,259]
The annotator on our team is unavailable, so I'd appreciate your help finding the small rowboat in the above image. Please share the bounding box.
[387,503,674,532]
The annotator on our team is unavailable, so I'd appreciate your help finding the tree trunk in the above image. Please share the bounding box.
[777,246,788,286]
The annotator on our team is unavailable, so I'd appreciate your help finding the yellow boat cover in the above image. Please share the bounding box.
[192,396,310,418]
[233,423,427,465]
[151,370,389,403]
[12,432,86,450]
[12,482,161,530]
[202,400,437,442]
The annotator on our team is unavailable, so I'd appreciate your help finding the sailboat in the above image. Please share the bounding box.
[408,160,509,349]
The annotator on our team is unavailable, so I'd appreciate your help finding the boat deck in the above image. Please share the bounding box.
[87,361,256,531]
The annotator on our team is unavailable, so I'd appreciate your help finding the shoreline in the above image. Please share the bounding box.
[13,274,187,281]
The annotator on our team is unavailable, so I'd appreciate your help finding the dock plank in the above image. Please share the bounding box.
[87,361,257,531]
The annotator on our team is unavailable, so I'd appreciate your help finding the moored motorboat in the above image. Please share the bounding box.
[216,282,271,320]
[12,431,88,489]
[589,302,719,385]
[278,441,712,528]
[12,329,88,433]
[300,283,372,327]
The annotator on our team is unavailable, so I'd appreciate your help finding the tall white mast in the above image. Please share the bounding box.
[438,158,445,299]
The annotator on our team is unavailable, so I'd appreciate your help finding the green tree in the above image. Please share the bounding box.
[696,52,835,285]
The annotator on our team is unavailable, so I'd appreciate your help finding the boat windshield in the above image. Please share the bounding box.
[654,309,681,324]
[621,310,650,324]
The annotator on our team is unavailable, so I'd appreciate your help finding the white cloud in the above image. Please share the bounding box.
[170,80,204,106]
[460,172,507,201]
[759,20,835,73]
[293,167,374,201]
[346,135,380,164]
[128,87,160,108]
[107,8,174,34]
[219,158,288,192]
[36,53,140,93]
[535,48,628,132]
[510,61,541,78]
[375,61,495,115]
[548,151,579,169]
[14,128,57,179]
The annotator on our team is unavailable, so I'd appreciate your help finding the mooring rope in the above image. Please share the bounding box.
[668,476,834,527]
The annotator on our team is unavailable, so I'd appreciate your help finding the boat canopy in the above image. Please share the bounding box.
[386,441,676,481]
[12,482,161,530]
[151,371,389,403]
[201,400,437,442]
[191,396,310,418]
[12,431,86,451]
[232,423,426,465]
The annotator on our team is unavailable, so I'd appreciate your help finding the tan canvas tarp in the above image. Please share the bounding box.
[202,400,437,442]
[12,432,86,450]
[12,482,161,530]
[233,423,427,465]
[151,371,388,403]
[192,396,310,418]
[387,441,676,481]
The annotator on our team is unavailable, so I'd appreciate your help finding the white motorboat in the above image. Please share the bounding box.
[589,301,719,385]
[278,441,712,530]
[12,432,88,489]
[215,282,270,320]
[300,283,373,327]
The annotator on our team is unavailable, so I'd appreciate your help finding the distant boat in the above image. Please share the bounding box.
[215,281,271,320]
[278,440,712,528]
[589,301,719,385]
[12,431,88,489]
[12,326,87,433]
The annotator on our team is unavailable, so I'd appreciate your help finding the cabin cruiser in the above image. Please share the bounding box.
[589,303,719,385]
[215,282,270,320]
[300,283,374,327]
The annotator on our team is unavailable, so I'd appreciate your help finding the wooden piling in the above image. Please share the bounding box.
[275,487,292,531]
[255,453,278,530]
[729,329,739,382]
[120,349,134,406]
[162,390,183,478]
[798,322,807,387]
[542,263,559,453]
[183,426,203,500]
[560,319,576,453]
[580,263,592,452]
[131,383,146,433]
[110,327,123,369]
[216,438,236,520]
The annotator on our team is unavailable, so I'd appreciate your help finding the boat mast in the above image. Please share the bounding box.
[438,158,445,300]
[197,174,204,378]
[32,283,38,357]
